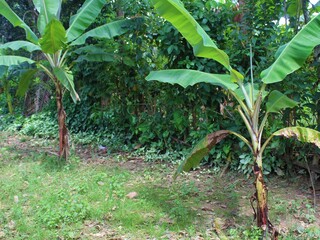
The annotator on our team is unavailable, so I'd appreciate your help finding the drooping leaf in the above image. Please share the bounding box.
[39,19,66,54]
[53,67,80,103]
[146,69,238,90]
[261,13,320,84]
[70,19,132,46]
[16,69,38,96]
[266,90,298,113]
[0,41,41,52]
[66,0,106,43]
[272,127,320,148]
[152,0,230,70]
[175,130,230,176]
[0,0,38,43]
[33,0,62,35]
[0,56,35,66]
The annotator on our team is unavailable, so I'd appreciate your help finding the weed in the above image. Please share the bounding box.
[304,203,316,223]
[228,226,262,240]
[37,194,91,228]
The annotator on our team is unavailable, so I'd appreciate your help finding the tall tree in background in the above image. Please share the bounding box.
[0,0,135,159]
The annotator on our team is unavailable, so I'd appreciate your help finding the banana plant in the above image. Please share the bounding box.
[146,0,320,238]
[0,0,136,159]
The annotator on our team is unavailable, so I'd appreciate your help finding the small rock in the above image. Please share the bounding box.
[126,192,138,199]
[98,145,107,153]
[14,196,19,203]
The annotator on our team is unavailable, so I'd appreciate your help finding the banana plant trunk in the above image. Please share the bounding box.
[55,82,69,160]
[253,153,278,239]
[254,153,268,228]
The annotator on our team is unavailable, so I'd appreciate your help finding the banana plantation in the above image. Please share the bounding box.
[0,0,320,239]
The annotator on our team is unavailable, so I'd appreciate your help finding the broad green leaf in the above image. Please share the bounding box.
[272,127,320,148]
[53,67,80,103]
[16,69,38,96]
[70,19,132,46]
[152,0,230,70]
[146,70,238,90]
[175,130,230,176]
[266,90,298,113]
[33,0,62,35]
[261,13,320,84]
[0,41,41,52]
[0,56,34,66]
[66,0,106,43]
[39,19,66,54]
[0,0,38,43]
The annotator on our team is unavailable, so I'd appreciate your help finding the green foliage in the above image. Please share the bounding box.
[266,90,298,113]
[238,153,253,178]
[0,0,38,43]
[37,191,91,228]
[39,19,67,54]
[0,112,57,138]
[228,226,263,240]
[261,14,320,84]
[1,0,319,175]
[20,112,57,138]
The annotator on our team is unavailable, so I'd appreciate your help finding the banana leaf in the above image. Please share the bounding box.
[261,13,320,84]
[146,69,238,90]
[0,0,38,43]
[66,0,105,43]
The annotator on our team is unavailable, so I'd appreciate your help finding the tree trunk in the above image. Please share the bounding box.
[56,82,69,160]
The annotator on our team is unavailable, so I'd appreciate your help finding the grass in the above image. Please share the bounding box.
[0,132,319,239]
